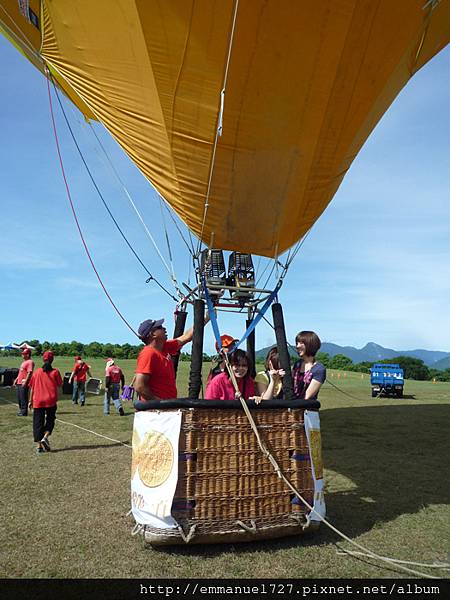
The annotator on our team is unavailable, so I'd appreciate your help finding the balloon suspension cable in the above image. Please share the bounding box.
[255,259,282,302]
[50,78,178,302]
[422,0,441,11]
[158,195,182,294]
[253,228,312,302]
[86,122,182,297]
[254,257,274,290]
[45,70,139,338]
[414,0,441,71]
[196,0,240,257]
[160,200,197,258]
[286,227,313,269]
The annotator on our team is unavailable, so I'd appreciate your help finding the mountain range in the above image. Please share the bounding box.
[255,341,450,370]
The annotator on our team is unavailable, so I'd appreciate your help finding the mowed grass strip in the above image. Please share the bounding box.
[0,357,449,578]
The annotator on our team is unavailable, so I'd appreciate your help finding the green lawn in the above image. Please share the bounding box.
[0,357,449,579]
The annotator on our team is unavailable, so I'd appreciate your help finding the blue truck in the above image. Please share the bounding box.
[370,363,404,398]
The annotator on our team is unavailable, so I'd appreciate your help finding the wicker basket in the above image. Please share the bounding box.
[141,406,320,545]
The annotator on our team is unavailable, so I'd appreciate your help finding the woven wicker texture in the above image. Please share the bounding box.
[171,408,315,535]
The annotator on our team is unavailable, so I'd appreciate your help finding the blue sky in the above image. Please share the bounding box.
[0,35,449,355]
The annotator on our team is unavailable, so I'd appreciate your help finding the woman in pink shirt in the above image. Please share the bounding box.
[205,349,256,400]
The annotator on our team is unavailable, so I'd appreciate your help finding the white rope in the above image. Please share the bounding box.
[55,417,132,448]
[257,260,277,296]
[336,550,450,570]
[0,394,131,448]
[196,0,240,254]
[423,0,441,10]
[86,122,177,284]
[159,195,179,288]
[254,257,273,289]
[285,227,312,269]
[162,200,196,257]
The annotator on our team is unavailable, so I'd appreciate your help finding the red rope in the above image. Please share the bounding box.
[46,74,139,339]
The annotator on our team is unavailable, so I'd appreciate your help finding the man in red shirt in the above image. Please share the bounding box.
[28,350,63,453]
[69,356,92,406]
[104,358,125,416]
[14,348,35,417]
[134,317,200,402]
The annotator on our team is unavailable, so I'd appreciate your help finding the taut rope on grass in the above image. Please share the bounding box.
[336,550,450,569]
[325,378,384,402]
[1,394,131,449]
[55,417,132,449]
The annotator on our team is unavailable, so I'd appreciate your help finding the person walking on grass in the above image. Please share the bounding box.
[28,351,62,454]
[69,355,91,406]
[14,348,35,417]
[104,358,125,416]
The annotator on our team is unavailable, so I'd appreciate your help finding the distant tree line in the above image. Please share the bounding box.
[2,340,215,362]
[4,341,449,382]
[316,352,450,382]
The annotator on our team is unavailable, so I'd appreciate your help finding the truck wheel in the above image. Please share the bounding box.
[396,389,403,398]
[371,390,377,398]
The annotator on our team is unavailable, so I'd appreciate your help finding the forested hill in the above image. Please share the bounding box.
[3,338,450,377]
[256,341,450,370]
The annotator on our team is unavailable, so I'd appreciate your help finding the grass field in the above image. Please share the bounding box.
[0,356,449,579]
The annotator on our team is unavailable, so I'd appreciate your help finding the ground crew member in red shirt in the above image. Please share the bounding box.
[134,316,205,402]
[69,356,92,406]
[28,350,62,454]
[104,358,125,416]
[14,348,35,417]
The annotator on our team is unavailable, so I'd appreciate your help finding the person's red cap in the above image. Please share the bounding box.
[215,334,238,352]
[21,348,31,356]
[43,350,54,362]
[74,355,82,361]
[106,357,114,362]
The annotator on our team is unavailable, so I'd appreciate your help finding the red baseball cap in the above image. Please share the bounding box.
[43,350,54,362]
[215,335,238,352]
[105,357,114,362]
[21,348,31,356]
[74,355,82,361]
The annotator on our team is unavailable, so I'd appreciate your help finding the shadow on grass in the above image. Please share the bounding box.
[151,403,450,556]
[52,442,125,453]
[321,403,450,537]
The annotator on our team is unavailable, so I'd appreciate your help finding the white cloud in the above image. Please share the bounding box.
[0,249,67,270]
[55,277,100,290]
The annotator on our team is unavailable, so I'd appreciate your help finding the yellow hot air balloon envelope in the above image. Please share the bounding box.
[1,0,449,257]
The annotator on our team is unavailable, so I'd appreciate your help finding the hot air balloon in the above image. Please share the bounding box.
[1,0,448,545]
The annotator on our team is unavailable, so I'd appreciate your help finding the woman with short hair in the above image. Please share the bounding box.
[292,331,326,401]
